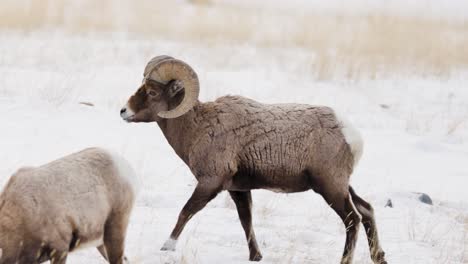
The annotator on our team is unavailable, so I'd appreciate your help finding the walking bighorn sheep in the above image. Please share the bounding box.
[120,56,387,264]
[0,148,137,264]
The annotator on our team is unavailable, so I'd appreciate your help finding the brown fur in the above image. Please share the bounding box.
[122,79,387,264]
[0,148,136,264]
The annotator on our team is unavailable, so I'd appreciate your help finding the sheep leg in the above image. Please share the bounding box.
[103,214,130,264]
[320,191,361,264]
[161,184,221,251]
[50,251,68,264]
[98,245,128,264]
[97,245,109,261]
[229,191,263,262]
[349,187,387,264]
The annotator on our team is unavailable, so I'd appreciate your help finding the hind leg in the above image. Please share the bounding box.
[103,214,130,264]
[97,245,109,261]
[317,187,362,264]
[349,187,387,264]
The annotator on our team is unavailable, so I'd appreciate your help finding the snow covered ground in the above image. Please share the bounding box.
[0,1,467,263]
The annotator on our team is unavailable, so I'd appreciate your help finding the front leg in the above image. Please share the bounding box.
[229,191,263,261]
[161,183,222,251]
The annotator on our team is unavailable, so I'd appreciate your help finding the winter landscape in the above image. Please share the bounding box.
[0,0,467,263]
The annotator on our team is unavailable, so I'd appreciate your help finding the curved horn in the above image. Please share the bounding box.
[145,57,200,119]
[143,55,174,78]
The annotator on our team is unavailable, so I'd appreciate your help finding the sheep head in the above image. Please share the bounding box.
[121,56,200,122]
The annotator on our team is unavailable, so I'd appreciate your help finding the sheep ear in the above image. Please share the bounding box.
[0,248,3,259]
[168,80,184,98]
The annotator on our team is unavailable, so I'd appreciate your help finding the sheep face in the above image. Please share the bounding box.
[121,79,182,123]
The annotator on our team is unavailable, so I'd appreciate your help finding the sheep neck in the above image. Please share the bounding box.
[157,100,201,164]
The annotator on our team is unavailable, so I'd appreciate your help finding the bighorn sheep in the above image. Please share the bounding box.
[120,56,387,264]
[0,148,137,264]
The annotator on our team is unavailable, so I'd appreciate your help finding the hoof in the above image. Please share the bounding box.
[249,251,263,262]
[160,238,177,251]
[160,246,176,252]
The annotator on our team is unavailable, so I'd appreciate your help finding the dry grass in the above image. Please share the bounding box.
[1,0,468,78]
[188,0,212,5]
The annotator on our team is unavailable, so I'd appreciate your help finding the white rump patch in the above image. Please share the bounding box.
[161,238,177,251]
[107,150,140,194]
[333,110,364,167]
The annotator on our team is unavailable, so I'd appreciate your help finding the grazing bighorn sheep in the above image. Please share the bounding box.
[120,56,387,264]
[0,148,137,264]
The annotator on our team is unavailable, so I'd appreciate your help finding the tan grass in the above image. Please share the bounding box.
[187,0,212,6]
[1,0,468,78]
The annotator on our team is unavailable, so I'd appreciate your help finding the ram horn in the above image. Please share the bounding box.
[144,56,200,119]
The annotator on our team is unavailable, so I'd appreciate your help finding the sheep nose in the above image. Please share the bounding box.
[120,108,127,115]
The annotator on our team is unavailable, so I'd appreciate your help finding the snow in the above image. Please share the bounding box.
[0,1,467,263]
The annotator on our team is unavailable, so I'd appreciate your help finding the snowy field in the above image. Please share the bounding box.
[0,0,467,263]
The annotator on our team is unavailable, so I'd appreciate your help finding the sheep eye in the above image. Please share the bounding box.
[148,90,159,97]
